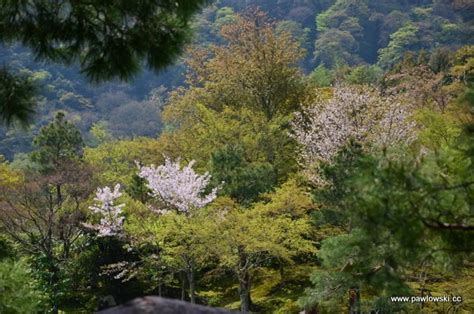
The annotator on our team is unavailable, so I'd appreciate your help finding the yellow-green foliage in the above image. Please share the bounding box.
[258,178,314,218]
[124,181,317,312]
[161,101,298,177]
[163,104,271,171]
[0,156,22,188]
[252,266,316,314]
[210,202,315,271]
[415,108,462,149]
[2,8,474,313]
[201,265,316,313]
[29,70,52,83]
[84,137,163,186]
[406,267,474,313]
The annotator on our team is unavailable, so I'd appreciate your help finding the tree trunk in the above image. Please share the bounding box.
[238,273,252,313]
[237,248,253,313]
[56,184,62,207]
[48,259,60,314]
[180,272,186,301]
[279,260,285,281]
[187,267,196,304]
[348,286,360,314]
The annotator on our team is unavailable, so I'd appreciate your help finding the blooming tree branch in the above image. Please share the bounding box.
[88,184,125,237]
[291,85,416,181]
[137,158,218,214]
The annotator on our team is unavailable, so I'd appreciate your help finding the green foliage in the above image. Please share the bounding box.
[31,112,84,171]
[209,198,315,312]
[0,0,209,82]
[314,29,359,67]
[250,266,314,314]
[302,54,474,309]
[314,0,473,69]
[179,10,307,121]
[0,258,47,313]
[378,23,419,68]
[181,10,309,181]
[0,155,22,187]
[212,7,237,34]
[90,121,113,146]
[126,174,151,204]
[126,176,317,311]
[258,179,314,218]
[209,145,276,205]
[9,152,38,172]
[345,65,382,85]
[0,3,473,313]
[0,1,210,128]
[316,0,368,33]
[428,47,452,73]
[414,109,462,149]
[309,64,333,87]
[302,229,411,312]
[107,100,162,138]
[84,137,163,186]
[0,67,36,126]
[304,118,473,312]
[0,236,14,260]
[276,20,311,50]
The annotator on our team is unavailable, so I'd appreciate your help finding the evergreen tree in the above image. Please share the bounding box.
[31,112,84,173]
[209,145,275,205]
[0,0,210,124]
[0,67,36,126]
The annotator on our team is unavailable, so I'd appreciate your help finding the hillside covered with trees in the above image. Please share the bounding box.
[0,0,473,313]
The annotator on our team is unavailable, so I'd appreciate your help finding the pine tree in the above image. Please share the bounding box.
[32,112,84,171]
[0,0,210,124]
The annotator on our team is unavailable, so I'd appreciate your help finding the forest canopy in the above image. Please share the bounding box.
[0,1,473,313]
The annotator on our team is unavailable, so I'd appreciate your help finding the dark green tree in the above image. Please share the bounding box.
[303,133,473,312]
[31,111,84,204]
[0,67,36,126]
[3,111,93,312]
[126,173,151,204]
[0,0,209,124]
[0,0,209,82]
[209,145,276,205]
[32,112,84,170]
[0,258,47,313]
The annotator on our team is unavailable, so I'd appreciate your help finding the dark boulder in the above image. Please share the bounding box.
[97,296,239,314]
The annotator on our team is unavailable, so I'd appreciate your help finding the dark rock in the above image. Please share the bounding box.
[97,296,239,314]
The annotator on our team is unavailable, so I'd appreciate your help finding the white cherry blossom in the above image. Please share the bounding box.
[291,85,416,181]
[138,158,218,214]
[88,184,125,237]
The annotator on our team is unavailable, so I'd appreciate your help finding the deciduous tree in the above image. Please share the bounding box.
[87,184,125,237]
[209,198,314,313]
[291,85,416,183]
[138,158,218,214]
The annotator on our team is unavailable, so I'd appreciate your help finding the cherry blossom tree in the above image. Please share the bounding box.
[134,158,219,303]
[88,184,125,237]
[374,104,417,148]
[137,158,218,214]
[291,85,416,181]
